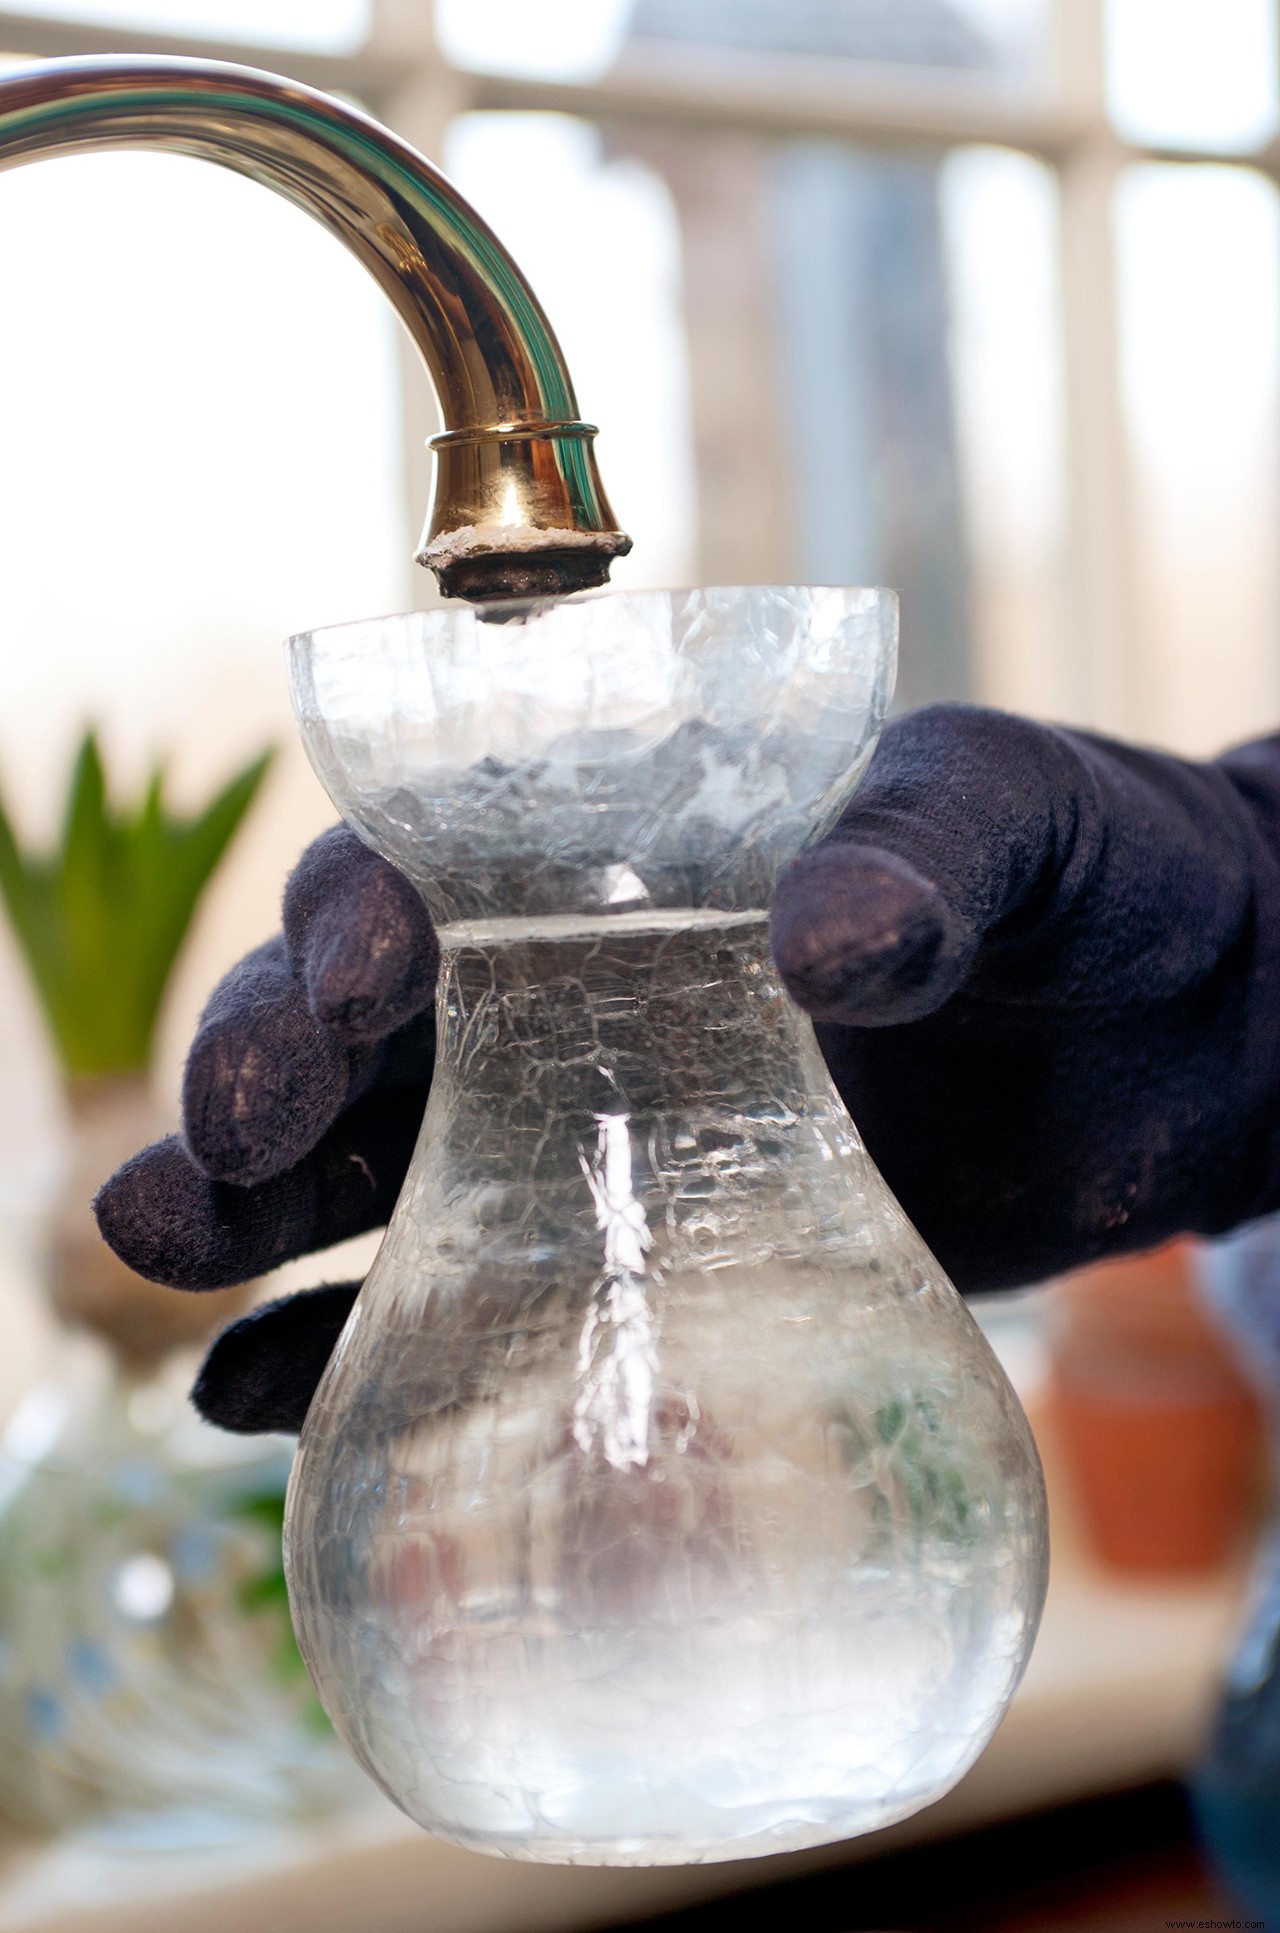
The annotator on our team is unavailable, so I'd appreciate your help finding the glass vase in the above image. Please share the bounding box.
[0,1358,348,1841]
[1191,1221,1280,1921]
[283,586,1048,1865]
[0,1069,350,1844]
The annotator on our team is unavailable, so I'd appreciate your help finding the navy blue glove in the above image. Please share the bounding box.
[95,704,1280,1433]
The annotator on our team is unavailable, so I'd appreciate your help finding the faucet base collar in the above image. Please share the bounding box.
[420,523,632,603]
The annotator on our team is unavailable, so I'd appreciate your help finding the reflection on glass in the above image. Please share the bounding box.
[1106,0,1279,151]
[1116,163,1280,753]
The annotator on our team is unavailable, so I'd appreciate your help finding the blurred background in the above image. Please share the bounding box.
[0,1,1278,1929]
[3,0,1280,1171]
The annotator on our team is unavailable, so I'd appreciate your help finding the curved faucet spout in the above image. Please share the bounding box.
[0,55,631,599]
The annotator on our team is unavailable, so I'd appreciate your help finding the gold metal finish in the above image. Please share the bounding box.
[0,55,631,599]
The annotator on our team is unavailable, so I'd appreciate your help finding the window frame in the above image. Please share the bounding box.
[0,0,1273,734]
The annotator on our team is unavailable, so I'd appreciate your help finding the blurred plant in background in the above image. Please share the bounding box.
[0,731,270,1364]
[0,732,347,1842]
[0,731,270,1081]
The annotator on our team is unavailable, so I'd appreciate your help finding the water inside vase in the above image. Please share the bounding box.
[285,909,1046,1863]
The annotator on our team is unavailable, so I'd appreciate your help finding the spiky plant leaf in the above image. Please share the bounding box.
[0,732,275,1080]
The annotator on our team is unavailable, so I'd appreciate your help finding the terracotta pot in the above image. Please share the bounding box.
[46,1073,248,1372]
[1045,1240,1265,1576]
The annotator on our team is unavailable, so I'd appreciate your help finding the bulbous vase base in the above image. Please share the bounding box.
[285,916,1046,1865]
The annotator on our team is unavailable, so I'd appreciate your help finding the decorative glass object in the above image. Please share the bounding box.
[0,1360,346,1839]
[0,732,345,1843]
[1192,1222,1280,1921]
[284,586,1048,1865]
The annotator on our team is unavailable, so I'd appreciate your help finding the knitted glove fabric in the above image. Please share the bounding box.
[773,706,1280,1287]
[95,705,1280,1433]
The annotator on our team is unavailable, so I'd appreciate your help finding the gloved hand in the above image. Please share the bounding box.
[94,704,1280,1434]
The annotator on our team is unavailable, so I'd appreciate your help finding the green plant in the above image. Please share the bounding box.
[0,731,273,1080]
[824,1392,978,1546]
[874,1396,975,1543]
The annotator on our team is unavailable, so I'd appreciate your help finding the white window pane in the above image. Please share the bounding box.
[435,0,632,80]
[439,0,1049,83]
[0,151,404,791]
[445,112,696,589]
[637,0,1041,70]
[1107,0,1278,151]
[0,0,371,52]
[1117,163,1280,752]
[0,149,406,1124]
[952,0,1048,67]
[768,141,973,704]
[941,146,1066,719]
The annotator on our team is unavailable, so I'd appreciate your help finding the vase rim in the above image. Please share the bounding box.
[287,584,897,650]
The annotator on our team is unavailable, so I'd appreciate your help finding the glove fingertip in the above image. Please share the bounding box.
[94,1137,223,1290]
[305,911,438,1040]
[95,1135,303,1291]
[182,999,353,1187]
[771,842,974,1027]
[193,1281,360,1434]
[286,831,438,1043]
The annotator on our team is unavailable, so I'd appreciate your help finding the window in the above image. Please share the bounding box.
[2,0,372,53]
[0,0,1276,1174]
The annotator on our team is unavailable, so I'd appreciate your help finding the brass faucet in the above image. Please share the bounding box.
[0,55,631,601]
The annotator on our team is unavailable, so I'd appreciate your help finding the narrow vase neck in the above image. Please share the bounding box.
[427,912,845,1183]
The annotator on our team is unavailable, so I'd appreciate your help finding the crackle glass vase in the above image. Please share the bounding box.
[283,586,1048,1865]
